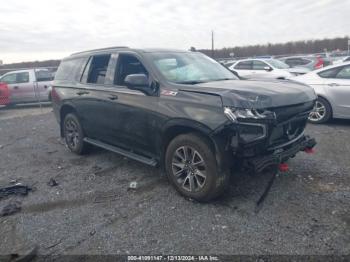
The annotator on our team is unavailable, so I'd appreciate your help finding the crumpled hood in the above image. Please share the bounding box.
[179,79,316,109]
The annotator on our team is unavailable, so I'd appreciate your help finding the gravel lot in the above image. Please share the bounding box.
[0,105,349,256]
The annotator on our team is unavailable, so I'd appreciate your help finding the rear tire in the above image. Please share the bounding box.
[165,133,229,202]
[308,97,332,124]
[63,113,89,155]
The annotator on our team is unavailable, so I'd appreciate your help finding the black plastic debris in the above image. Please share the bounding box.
[0,202,21,217]
[10,245,38,262]
[0,185,32,200]
[47,178,58,187]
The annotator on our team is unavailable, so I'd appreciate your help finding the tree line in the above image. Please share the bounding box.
[198,36,349,58]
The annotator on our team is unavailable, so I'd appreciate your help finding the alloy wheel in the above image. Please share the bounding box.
[65,119,80,149]
[171,146,207,192]
[308,101,326,122]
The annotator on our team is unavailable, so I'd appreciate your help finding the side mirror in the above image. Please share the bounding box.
[124,74,156,95]
[124,74,148,88]
[264,66,273,72]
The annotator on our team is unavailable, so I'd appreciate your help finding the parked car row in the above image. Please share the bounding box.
[0,68,53,106]
[228,58,310,80]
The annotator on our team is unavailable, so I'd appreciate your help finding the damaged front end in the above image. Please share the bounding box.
[221,100,317,173]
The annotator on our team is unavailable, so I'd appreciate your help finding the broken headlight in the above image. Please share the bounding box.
[224,107,276,122]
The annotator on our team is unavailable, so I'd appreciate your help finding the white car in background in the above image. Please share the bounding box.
[293,62,350,123]
[229,58,309,80]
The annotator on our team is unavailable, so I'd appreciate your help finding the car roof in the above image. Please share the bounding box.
[69,46,189,58]
[280,56,315,59]
[1,69,34,75]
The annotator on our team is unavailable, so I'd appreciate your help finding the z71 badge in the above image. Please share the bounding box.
[161,90,178,96]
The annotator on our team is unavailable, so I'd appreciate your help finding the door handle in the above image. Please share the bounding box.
[14,86,19,89]
[328,83,339,86]
[108,94,118,100]
[76,90,90,95]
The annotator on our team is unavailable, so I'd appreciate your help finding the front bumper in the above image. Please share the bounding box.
[242,135,316,173]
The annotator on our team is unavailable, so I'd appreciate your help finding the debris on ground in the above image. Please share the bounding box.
[46,239,62,249]
[0,185,32,200]
[47,178,59,187]
[10,179,19,185]
[47,150,58,155]
[255,169,278,213]
[0,202,22,217]
[128,181,138,190]
[10,245,38,262]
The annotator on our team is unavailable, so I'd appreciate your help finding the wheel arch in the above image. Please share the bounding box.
[159,120,227,173]
[59,103,79,137]
[317,95,333,117]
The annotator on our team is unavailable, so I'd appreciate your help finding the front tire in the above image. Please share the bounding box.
[308,97,332,124]
[63,113,89,155]
[165,133,229,202]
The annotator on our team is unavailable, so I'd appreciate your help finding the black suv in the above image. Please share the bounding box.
[52,47,316,201]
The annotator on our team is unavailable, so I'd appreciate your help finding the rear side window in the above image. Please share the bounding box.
[35,70,53,82]
[234,61,252,70]
[285,58,310,66]
[55,57,88,82]
[85,54,111,84]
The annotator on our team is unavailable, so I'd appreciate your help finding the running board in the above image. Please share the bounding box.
[83,138,157,166]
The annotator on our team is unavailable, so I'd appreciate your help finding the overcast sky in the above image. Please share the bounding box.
[0,0,349,63]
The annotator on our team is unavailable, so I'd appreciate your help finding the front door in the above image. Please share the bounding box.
[322,65,350,117]
[104,52,159,156]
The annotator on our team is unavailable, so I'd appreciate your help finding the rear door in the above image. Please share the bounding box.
[104,52,159,156]
[34,69,53,102]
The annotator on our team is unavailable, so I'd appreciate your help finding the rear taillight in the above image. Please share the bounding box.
[315,57,324,69]
[51,86,59,102]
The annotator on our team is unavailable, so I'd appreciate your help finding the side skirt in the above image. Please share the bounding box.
[83,137,158,167]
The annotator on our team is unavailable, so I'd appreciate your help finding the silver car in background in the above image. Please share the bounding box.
[293,62,350,123]
[0,68,53,105]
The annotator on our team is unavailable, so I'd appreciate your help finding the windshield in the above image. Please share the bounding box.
[266,59,290,69]
[148,52,238,84]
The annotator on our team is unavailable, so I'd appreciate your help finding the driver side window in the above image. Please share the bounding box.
[114,54,148,86]
[336,66,350,79]
[253,61,268,70]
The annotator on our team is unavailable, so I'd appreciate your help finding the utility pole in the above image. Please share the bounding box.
[211,30,214,58]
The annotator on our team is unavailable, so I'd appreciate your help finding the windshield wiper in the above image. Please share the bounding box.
[176,80,207,85]
[210,78,236,82]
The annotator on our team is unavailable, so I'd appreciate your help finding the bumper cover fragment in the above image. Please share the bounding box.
[244,135,316,173]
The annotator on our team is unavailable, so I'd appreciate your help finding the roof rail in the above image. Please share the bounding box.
[71,46,129,56]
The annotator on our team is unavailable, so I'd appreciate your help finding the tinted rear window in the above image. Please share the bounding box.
[55,57,88,82]
[35,70,53,81]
